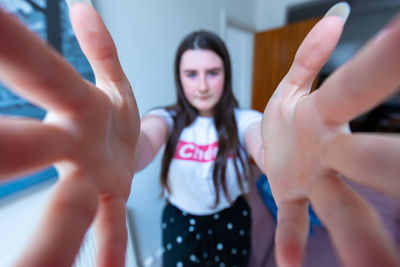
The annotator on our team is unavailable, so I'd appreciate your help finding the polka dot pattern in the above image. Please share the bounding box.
[215,255,220,262]
[162,196,251,267]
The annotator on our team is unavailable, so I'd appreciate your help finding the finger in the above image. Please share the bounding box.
[0,7,91,113]
[279,3,349,96]
[69,3,132,97]
[309,175,400,267]
[94,197,127,267]
[314,13,400,124]
[0,117,73,179]
[16,176,98,267]
[275,199,309,267]
[324,133,400,198]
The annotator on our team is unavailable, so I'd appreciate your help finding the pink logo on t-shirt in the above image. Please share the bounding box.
[174,141,218,162]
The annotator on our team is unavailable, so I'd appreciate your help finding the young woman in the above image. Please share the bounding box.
[134,30,264,266]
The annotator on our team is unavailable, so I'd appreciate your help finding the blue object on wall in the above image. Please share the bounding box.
[0,168,58,199]
[256,174,323,235]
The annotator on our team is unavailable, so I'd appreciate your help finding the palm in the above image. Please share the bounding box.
[0,4,139,267]
[262,11,400,267]
[263,88,340,200]
[45,80,138,199]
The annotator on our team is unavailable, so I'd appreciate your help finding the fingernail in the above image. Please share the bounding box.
[324,2,351,24]
[65,0,93,9]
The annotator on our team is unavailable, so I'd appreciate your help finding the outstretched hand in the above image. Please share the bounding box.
[0,3,139,267]
[262,3,400,267]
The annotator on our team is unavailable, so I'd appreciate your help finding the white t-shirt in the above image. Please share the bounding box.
[147,108,262,215]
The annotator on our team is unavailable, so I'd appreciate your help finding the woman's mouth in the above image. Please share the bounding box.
[198,95,210,101]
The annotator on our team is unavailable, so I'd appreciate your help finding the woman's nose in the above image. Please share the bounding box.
[198,75,208,93]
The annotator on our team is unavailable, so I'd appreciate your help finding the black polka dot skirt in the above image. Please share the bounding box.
[162,196,251,267]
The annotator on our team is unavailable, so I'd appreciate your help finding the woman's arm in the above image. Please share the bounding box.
[134,115,169,173]
[243,121,265,173]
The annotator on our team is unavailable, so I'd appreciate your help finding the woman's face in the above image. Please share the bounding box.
[179,49,225,117]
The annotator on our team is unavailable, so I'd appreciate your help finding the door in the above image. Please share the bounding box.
[226,24,254,109]
[251,18,320,112]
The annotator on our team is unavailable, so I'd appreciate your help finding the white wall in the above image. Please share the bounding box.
[255,0,314,31]
[226,26,254,109]
[0,182,55,266]
[91,1,299,266]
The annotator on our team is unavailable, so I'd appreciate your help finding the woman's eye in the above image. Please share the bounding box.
[208,71,219,77]
[187,72,196,78]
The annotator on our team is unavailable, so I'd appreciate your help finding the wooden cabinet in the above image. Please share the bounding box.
[251,18,320,112]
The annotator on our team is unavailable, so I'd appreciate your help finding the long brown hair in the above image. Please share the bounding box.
[161,30,251,206]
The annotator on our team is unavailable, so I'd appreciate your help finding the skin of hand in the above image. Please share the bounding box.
[261,4,400,267]
[0,3,139,267]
